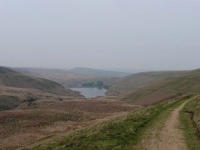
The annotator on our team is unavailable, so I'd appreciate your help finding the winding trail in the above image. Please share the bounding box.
[133,95,200,150]
[138,97,199,150]
[145,100,188,150]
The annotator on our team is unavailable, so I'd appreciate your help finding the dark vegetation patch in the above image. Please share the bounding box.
[22,97,38,103]
[82,81,106,88]
[0,95,20,110]
[82,82,94,87]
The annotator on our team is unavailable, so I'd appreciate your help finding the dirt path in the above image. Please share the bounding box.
[139,99,193,150]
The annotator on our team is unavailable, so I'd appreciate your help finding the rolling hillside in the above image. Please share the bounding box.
[0,67,82,110]
[12,68,119,88]
[122,69,200,105]
[107,71,187,96]
[0,67,77,96]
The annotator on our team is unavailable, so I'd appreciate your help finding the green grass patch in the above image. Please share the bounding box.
[29,97,191,150]
[180,96,200,150]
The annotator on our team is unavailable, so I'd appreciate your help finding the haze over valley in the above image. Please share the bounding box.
[1,0,200,150]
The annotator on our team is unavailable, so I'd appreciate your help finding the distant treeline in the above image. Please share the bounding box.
[82,81,110,89]
[82,82,94,87]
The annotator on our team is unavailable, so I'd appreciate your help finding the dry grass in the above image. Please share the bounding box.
[0,94,135,149]
[107,71,186,96]
[0,67,135,149]
[121,69,200,105]
[28,96,188,150]
[36,99,134,113]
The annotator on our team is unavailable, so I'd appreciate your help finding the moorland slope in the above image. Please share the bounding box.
[0,67,82,110]
[0,67,75,96]
[107,71,187,95]
[122,69,200,105]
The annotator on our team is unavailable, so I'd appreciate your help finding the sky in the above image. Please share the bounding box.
[0,0,200,71]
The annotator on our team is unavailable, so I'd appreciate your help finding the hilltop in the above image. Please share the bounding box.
[69,67,131,77]
[107,71,187,96]
[122,69,200,105]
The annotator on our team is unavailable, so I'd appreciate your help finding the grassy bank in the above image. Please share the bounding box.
[180,96,200,150]
[29,96,190,150]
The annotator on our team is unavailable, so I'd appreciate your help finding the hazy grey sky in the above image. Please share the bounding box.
[1,0,200,71]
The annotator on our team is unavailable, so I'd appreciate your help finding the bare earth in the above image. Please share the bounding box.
[136,100,192,150]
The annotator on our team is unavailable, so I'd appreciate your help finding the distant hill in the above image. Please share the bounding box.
[0,67,76,96]
[107,71,187,96]
[122,69,200,105]
[69,67,131,77]
[0,67,83,110]
[12,68,119,88]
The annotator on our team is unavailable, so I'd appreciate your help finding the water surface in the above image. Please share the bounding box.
[70,87,108,98]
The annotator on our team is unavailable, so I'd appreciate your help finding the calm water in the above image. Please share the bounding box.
[70,87,108,98]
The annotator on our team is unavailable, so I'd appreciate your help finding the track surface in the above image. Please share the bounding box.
[146,100,188,150]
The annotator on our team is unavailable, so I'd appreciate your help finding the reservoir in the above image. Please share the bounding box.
[70,87,108,98]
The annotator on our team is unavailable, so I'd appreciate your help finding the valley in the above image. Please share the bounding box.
[1,66,200,150]
[12,67,121,88]
[0,67,134,149]
[1,1,199,149]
